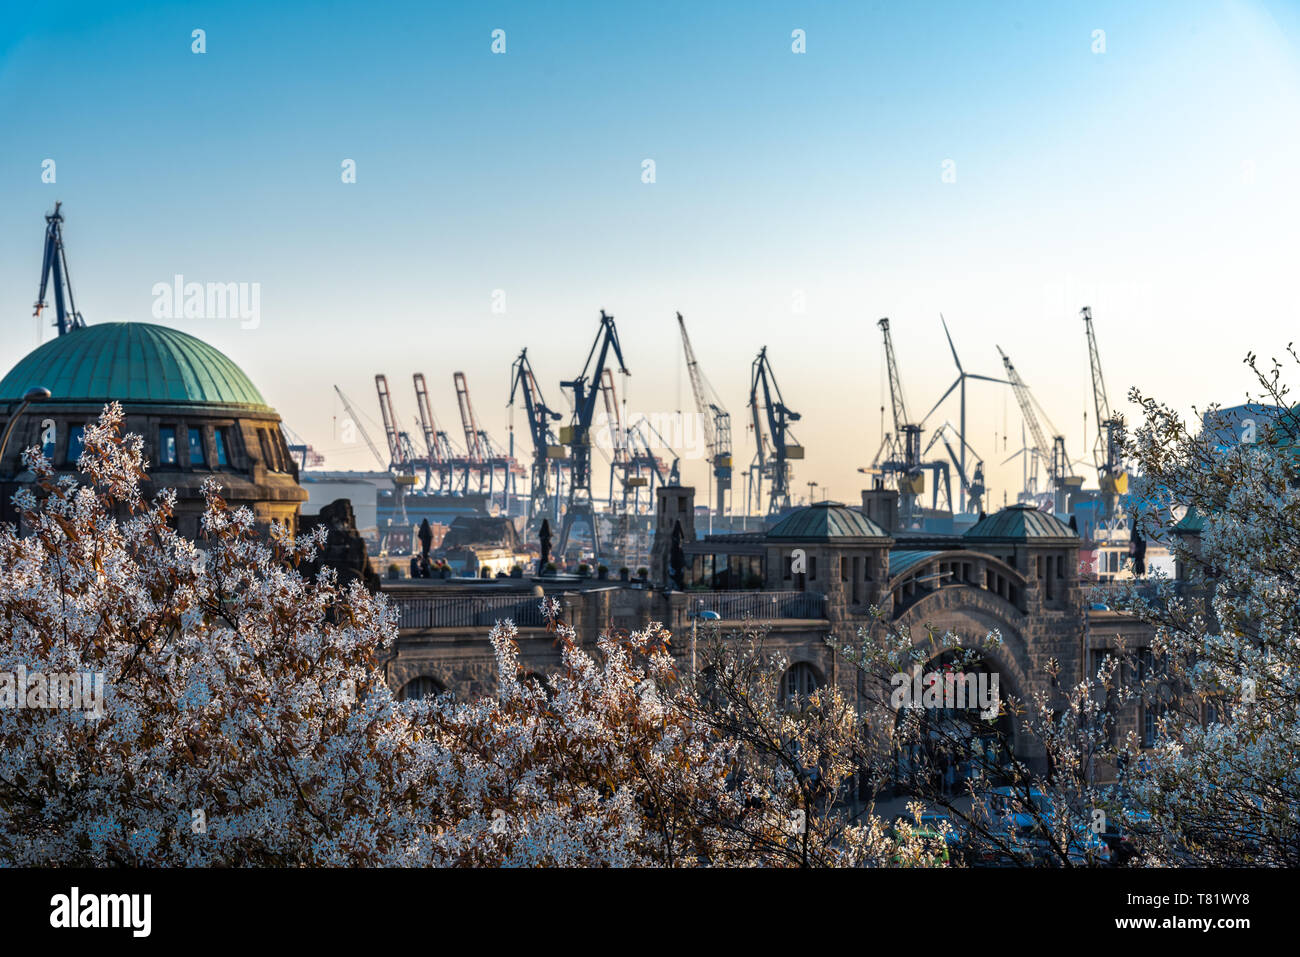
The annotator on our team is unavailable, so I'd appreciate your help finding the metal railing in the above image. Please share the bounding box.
[686,590,827,621]
[392,594,546,629]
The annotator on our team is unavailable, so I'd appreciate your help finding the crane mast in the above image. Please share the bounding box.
[676,312,733,516]
[33,202,87,337]
[508,348,565,522]
[748,347,802,516]
[1082,306,1127,513]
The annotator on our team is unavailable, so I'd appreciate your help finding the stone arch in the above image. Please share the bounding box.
[892,592,1044,772]
[779,660,823,707]
[398,675,445,701]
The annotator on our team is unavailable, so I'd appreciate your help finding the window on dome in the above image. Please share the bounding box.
[188,427,206,466]
[159,427,178,465]
[214,428,230,467]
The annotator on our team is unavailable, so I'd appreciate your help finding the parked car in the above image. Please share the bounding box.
[889,811,952,866]
[973,787,1111,866]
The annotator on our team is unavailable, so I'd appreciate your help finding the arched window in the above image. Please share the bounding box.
[399,675,444,701]
[780,662,821,707]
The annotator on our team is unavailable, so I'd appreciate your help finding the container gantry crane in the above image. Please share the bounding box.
[748,346,803,516]
[33,202,87,337]
[1081,306,1127,518]
[676,312,732,517]
[508,348,566,523]
[413,373,457,492]
[451,371,519,510]
[556,310,629,560]
[374,374,419,479]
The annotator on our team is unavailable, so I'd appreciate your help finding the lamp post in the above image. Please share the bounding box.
[0,387,53,470]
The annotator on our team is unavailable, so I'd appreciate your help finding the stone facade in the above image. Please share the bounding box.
[0,399,306,537]
[382,491,1159,776]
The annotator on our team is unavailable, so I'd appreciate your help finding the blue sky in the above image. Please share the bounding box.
[3,0,1299,507]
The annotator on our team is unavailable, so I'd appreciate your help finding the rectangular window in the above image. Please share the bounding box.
[257,429,276,471]
[809,556,817,581]
[783,556,792,580]
[188,427,206,466]
[159,427,177,465]
[213,428,229,467]
[67,426,86,465]
[42,425,56,460]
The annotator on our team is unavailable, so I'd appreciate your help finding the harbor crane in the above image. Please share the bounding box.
[1082,306,1127,518]
[996,346,1079,512]
[872,318,953,522]
[676,312,733,517]
[748,346,803,516]
[556,310,629,559]
[412,373,456,492]
[451,371,520,509]
[508,348,566,523]
[336,381,411,554]
[33,202,87,337]
[333,385,387,470]
[374,374,418,477]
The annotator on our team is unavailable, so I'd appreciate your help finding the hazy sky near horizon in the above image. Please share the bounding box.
[3,0,1299,510]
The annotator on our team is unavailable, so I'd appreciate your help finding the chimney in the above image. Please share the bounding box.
[861,487,899,535]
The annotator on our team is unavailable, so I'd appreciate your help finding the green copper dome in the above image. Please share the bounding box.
[0,323,269,410]
[964,503,1077,542]
[767,502,889,540]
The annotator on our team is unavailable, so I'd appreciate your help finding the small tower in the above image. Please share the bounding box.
[650,486,695,588]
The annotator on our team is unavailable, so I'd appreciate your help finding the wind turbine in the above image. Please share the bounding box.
[921,315,1008,513]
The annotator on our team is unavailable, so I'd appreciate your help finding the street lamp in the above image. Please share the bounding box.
[0,387,52,470]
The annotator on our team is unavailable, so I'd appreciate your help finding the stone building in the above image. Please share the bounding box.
[382,485,1161,779]
[0,322,307,536]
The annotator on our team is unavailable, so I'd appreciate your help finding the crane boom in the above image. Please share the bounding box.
[374,374,412,471]
[333,385,386,469]
[412,373,446,466]
[878,318,909,433]
[997,346,1053,468]
[677,312,732,514]
[453,372,486,463]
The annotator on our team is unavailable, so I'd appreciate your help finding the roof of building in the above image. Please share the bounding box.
[888,549,945,578]
[1171,507,1205,534]
[440,515,522,550]
[964,503,1077,542]
[766,501,890,541]
[0,322,270,410]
